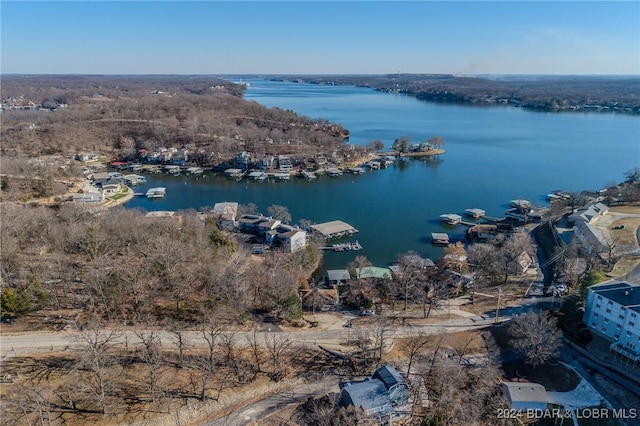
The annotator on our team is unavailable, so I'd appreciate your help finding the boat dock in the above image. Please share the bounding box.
[321,241,363,251]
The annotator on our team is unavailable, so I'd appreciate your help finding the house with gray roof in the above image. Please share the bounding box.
[339,379,392,417]
[338,365,409,418]
[568,202,609,225]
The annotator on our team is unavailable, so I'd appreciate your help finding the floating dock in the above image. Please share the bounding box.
[321,241,363,251]
[464,208,485,219]
[440,213,462,225]
[431,232,450,245]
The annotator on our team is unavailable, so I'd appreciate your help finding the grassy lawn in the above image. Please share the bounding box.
[108,190,130,201]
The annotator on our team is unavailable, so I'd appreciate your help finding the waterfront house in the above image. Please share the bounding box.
[259,155,275,169]
[73,192,104,204]
[326,269,351,285]
[266,224,307,252]
[568,202,609,225]
[235,151,252,168]
[238,214,266,233]
[299,288,339,312]
[278,155,293,172]
[212,202,239,230]
[258,218,282,235]
[100,178,124,195]
[583,280,640,363]
[502,382,548,411]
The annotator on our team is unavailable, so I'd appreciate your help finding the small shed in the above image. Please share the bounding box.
[502,382,548,411]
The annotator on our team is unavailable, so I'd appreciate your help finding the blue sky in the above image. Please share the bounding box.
[2,1,639,75]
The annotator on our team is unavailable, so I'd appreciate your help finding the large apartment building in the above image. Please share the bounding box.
[583,281,640,363]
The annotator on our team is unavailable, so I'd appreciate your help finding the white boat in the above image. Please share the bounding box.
[146,187,166,199]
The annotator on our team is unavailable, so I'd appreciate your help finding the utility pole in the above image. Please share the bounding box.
[494,287,502,324]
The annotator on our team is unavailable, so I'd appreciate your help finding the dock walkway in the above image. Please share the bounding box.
[320,241,363,252]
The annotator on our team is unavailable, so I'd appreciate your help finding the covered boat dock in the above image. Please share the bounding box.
[311,220,359,239]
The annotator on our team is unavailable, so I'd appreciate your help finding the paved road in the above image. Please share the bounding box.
[560,343,640,426]
[0,297,555,360]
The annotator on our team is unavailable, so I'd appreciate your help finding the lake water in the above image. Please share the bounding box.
[125,79,640,270]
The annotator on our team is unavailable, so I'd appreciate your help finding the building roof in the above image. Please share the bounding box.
[238,214,265,225]
[311,220,358,237]
[341,379,391,413]
[373,365,406,390]
[213,202,238,217]
[503,382,547,405]
[258,219,281,229]
[356,266,392,280]
[569,202,609,224]
[144,211,175,218]
[299,288,338,305]
[327,269,351,281]
[590,281,640,308]
[574,221,612,252]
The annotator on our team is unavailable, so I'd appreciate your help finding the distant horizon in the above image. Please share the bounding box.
[2,2,638,75]
[2,73,639,78]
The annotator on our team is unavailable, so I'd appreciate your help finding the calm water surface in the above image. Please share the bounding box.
[126,79,640,269]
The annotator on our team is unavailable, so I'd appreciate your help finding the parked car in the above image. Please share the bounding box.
[359,309,374,316]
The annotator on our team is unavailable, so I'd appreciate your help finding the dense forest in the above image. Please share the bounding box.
[0,75,349,159]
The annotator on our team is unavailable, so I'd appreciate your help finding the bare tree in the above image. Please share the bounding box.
[263,333,293,381]
[246,328,263,373]
[402,333,432,376]
[509,311,562,368]
[134,329,165,404]
[266,204,292,224]
[73,318,121,414]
